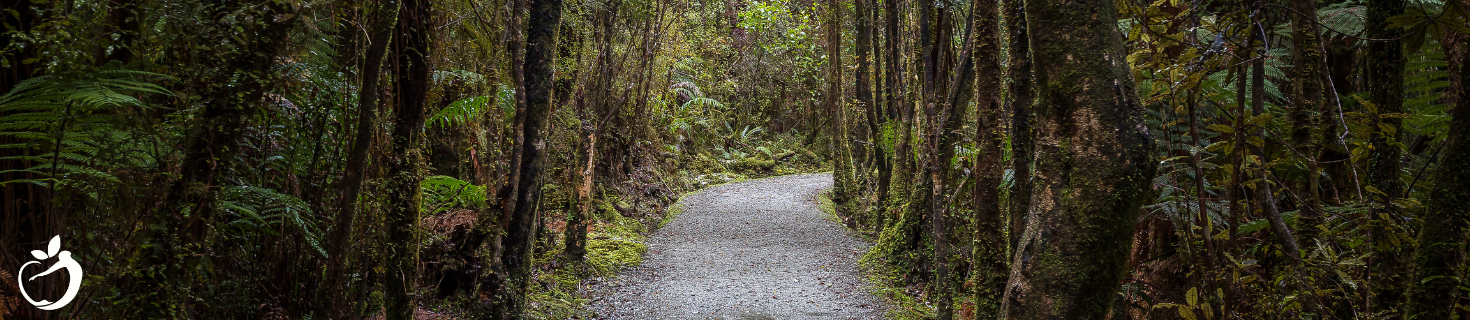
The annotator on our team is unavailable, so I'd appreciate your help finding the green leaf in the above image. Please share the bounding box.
[1187,287,1198,306]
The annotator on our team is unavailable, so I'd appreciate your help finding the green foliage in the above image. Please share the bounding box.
[421,175,486,214]
[428,95,490,129]
[216,185,328,258]
[0,69,171,189]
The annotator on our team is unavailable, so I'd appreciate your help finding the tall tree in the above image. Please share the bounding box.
[383,0,433,317]
[491,0,563,317]
[1286,0,1328,250]
[1365,0,1408,315]
[1248,0,1301,262]
[325,2,398,318]
[877,0,905,216]
[930,0,981,315]
[855,0,880,227]
[825,0,853,228]
[883,0,916,227]
[1000,0,1033,253]
[1405,5,1469,316]
[968,0,1006,317]
[999,0,1155,318]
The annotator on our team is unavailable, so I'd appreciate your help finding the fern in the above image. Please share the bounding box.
[216,185,328,258]
[1402,39,1451,139]
[0,70,170,190]
[428,95,490,129]
[422,175,486,215]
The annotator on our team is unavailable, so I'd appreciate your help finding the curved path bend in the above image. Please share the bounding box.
[588,174,885,319]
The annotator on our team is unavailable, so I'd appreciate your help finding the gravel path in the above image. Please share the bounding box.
[587,174,886,319]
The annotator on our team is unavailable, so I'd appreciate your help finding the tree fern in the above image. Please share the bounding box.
[216,185,328,258]
[427,95,490,129]
[421,175,486,215]
[0,69,170,190]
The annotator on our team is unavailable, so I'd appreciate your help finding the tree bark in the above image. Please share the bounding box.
[563,130,596,261]
[1001,0,1033,255]
[1366,0,1408,315]
[383,0,433,317]
[491,0,562,318]
[877,0,905,218]
[931,0,982,315]
[1406,8,1470,317]
[883,0,916,228]
[999,0,1156,318]
[968,0,1006,317]
[825,0,853,229]
[855,0,880,229]
[325,2,398,319]
[1286,0,1328,251]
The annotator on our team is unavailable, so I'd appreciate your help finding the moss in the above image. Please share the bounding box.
[585,236,649,275]
[731,156,776,170]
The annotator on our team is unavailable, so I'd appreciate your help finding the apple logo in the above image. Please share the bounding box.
[17,235,82,310]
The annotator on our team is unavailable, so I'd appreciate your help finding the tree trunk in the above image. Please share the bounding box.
[998,0,1156,318]
[1286,0,1328,251]
[929,2,973,317]
[1366,0,1408,315]
[855,0,879,229]
[968,0,1005,317]
[1251,31,1302,261]
[883,0,915,228]
[563,129,596,261]
[1406,11,1469,318]
[825,0,853,228]
[383,0,433,317]
[1001,0,1033,255]
[491,0,562,318]
[325,3,398,319]
[877,0,904,218]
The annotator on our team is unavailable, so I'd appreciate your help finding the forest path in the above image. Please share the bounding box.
[587,173,886,319]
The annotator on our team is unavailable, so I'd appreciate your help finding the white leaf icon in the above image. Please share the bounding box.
[31,250,47,260]
[47,236,60,258]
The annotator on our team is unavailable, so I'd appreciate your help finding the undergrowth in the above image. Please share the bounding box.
[820,189,934,320]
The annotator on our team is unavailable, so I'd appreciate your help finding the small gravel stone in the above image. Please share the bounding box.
[586,174,886,319]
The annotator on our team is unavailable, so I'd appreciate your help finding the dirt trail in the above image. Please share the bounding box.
[587,174,886,319]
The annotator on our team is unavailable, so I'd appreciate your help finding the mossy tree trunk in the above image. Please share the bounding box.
[999,0,1156,318]
[884,0,917,228]
[1287,0,1328,251]
[1406,10,1469,318]
[930,1,985,316]
[325,2,398,318]
[563,6,614,262]
[968,0,1006,317]
[1001,0,1033,254]
[825,0,855,228]
[1366,0,1409,315]
[877,0,905,220]
[855,0,881,229]
[383,0,433,317]
[489,0,562,318]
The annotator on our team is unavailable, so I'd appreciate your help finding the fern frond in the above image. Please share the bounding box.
[428,95,489,129]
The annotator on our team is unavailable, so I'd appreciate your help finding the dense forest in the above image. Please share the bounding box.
[0,0,1466,318]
